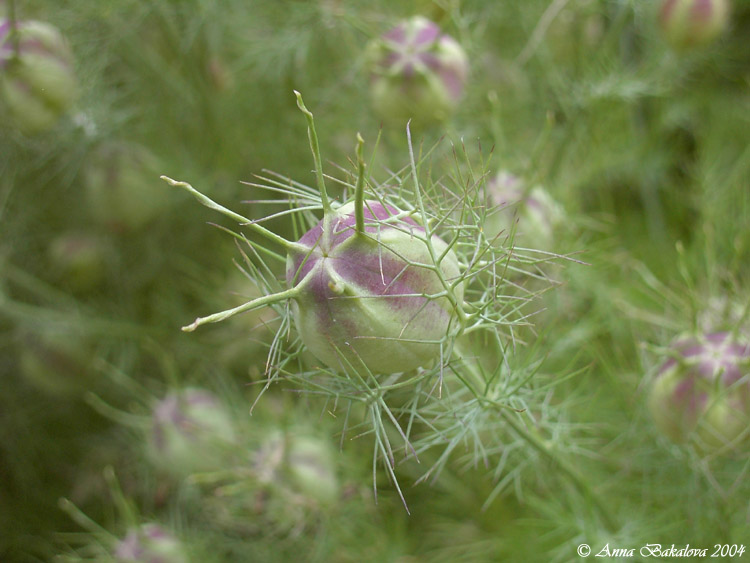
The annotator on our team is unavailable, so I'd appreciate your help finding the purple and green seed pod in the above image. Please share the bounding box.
[286,200,463,374]
[659,0,730,50]
[0,19,78,133]
[648,331,750,452]
[115,523,187,563]
[148,388,237,477]
[366,16,469,127]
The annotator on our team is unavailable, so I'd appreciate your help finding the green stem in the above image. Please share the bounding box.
[453,343,618,532]
[405,124,468,326]
[354,133,366,236]
[182,286,299,332]
[160,176,304,253]
[294,91,330,215]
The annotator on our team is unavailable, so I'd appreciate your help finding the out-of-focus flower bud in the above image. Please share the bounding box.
[285,434,339,505]
[648,331,750,452]
[659,0,731,50]
[115,523,187,563]
[48,231,108,293]
[366,16,469,127]
[484,171,564,251]
[148,388,237,477]
[0,19,78,133]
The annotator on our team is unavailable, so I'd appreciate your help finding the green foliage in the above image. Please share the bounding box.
[1,0,749,561]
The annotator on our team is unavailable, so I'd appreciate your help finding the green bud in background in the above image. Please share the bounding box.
[285,433,339,505]
[114,523,188,563]
[48,231,109,293]
[147,388,238,478]
[0,19,78,133]
[366,16,469,128]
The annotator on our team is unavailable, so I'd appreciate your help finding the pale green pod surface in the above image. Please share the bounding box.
[648,332,750,453]
[115,523,188,563]
[286,200,463,375]
[0,19,78,133]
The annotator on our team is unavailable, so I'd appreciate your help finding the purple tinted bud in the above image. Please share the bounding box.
[659,0,730,50]
[366,16,469,127]
[648,332,750,452]
[0,19,78,133]
[149,388,237,477]
[286,200,463,374]
[115,523,187,563]
[484,172,564,250]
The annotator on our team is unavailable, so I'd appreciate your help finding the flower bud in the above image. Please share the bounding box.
[0,19,78,133]
[84,141,170,233]
[648,332,750,452]
[659,0,730,50]
[286,200,463,374]
[48,231,108,293]
[484,171,564,251]
[148,388,237,477]
[366,16,469,127]
[115,523,187,563]
[285,434,339,505]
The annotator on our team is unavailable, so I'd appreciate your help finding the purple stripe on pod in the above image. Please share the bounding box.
[383,22,407,44]
[0,20,10,42]
[691,0,714,22]
[439,67,466,101]
[419,52,441,72]
[413,20,441,46]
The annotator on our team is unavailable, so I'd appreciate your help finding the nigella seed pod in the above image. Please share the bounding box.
[648,332,750,452]
[148,388,237,477]
[659,0,730,50]
[115,523,187,563]
[0,19,78,133]
[366,16,469,127]
[484,171,564,251]
[286,200,463,374]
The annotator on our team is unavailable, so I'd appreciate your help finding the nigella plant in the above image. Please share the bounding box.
[163,92,612,524]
